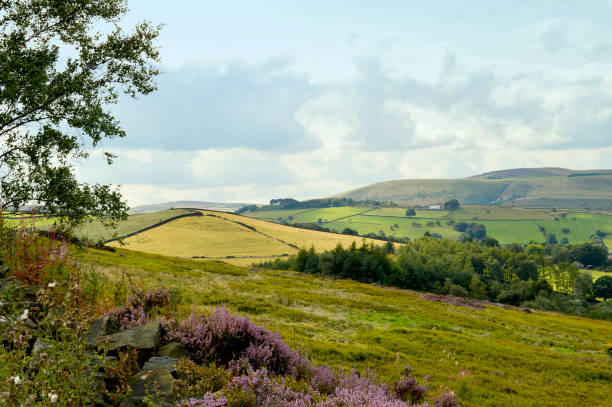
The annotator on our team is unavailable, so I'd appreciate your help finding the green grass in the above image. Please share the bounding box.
[287,206,372,223]
[243,208,317,222]
[449,206,554,221]
[479,221,544,245]
[534,214,612,244]
[590,270,612,282]
[1,212,57,228]
[329,215,462,240]
[367,207,450,218]
[85,247,612,407]
[245,207,374,223]
[241,206,612,245]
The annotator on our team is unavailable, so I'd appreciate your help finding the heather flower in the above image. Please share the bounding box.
[162,306,307,376]
[308,364,339,395]
[393,375,427,403]
[226,367,314,406]
[433,390,458,407]
[178,394,228,407]
[104,287,441,407]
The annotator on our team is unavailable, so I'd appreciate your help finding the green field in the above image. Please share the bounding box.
[1,212,57,228]
[243,205,612,246]
[86,247,612,407]
[367,207,451,218]
[450,205,554,221]
[246,206,372,223]
[478,221,543,244]
[243,208,316,222]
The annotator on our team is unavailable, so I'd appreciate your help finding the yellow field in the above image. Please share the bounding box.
[108,211,385,265]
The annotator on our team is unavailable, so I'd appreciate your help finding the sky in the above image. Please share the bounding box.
[75,0,612,206]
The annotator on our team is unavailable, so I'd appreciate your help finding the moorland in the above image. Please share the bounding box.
[334,168,612,210]
[82,246,612,407]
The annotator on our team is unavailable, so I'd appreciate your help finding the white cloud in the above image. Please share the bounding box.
[75,14,612,205]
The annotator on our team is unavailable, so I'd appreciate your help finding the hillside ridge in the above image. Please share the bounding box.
[334,167,612,209]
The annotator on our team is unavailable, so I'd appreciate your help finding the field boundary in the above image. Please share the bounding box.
[360,213,555,222]
[103,210,203,243]
[250,208,318,221]
[326,207,375,223]
[202,212,299,250]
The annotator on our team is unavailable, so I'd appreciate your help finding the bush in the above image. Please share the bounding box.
[450,285,468,298]
[393,373,427,403]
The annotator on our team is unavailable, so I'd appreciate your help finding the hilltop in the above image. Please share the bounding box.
[334,167,612,210]
[129,201,250,214]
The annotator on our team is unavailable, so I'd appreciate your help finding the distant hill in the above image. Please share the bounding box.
[129,201,250,214]
[335,168,612,210]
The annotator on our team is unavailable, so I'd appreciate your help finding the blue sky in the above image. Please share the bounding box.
[76,1,612,205]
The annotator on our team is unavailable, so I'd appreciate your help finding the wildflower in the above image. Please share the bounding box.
[0,316,6,324]
[48,393,58,404]
[48,281,57,288]
[12,376,21,385]
[17,309,28,321]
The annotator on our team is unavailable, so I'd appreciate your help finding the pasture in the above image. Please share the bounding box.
[74,208,197,243]
[1,212,57,228]
[243,205,612,246]
[107,210,385,266]
[86,247,612,407]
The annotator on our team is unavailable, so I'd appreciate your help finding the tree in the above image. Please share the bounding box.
[593,276,612,301]
[444,199,460,210]
[467,223,486,239]
[568,243,608,266]
[0,1,161,227]
[405,208,416,217]
[574,272,593,300]
[468,275,488,300]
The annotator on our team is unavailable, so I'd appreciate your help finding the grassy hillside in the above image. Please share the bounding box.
[1,212,56,228]
[74,208,197,243]
[107,210,385,266]
[334,167,612,210]
[86,247,612,407]
[242,206,612,246]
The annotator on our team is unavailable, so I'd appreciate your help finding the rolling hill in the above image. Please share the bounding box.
[334,167,612,210]
[105,210,387,266]
[129,201,250,214]
[243,205,612,246]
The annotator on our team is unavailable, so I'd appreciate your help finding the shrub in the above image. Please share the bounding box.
[393,374,427,403]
